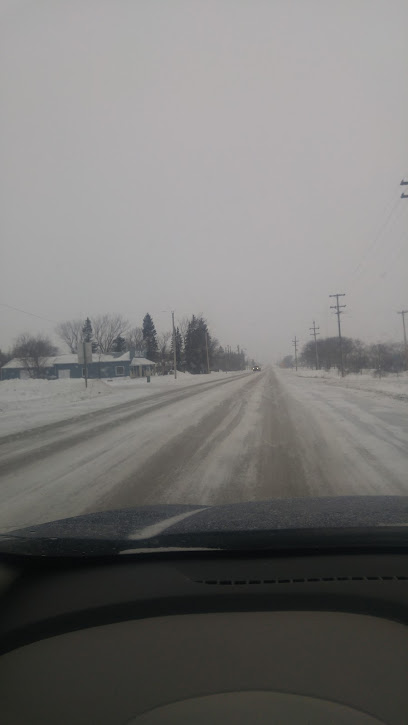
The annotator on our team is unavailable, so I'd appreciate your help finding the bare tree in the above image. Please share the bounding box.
[92,314,129,353]
[158,331,171,354]
[126,326,144,354]
[177,315,190,341]
[55,319,83,353]
[13,333,58,378]
[0,349,11,368]
[158,331,171,373]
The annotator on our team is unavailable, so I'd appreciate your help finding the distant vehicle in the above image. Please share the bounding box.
[252,365,261,372]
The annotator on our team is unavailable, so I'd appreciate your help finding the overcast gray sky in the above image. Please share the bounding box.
[1,0,408,362]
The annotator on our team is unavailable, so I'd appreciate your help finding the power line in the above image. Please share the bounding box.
[346,195,400,281]
[350,232,408,299]
[352,194,408,296]
[348,204,408,296]
[343,180,404,280]
[378,234,408,280]
[348,199,405,287]
[0,303,191,329]
[345,172,408,290]
[0,302,58,324]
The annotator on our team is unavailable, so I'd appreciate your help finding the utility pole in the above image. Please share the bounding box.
[171,310,177,379]
[83,341,88,388]
[292,336,298,371]
[397,310,408,370]
[310,320,320,370]
[205,331,210,374]
[401,179,408,199]
[377,345,382,379]
[329,293,346,377]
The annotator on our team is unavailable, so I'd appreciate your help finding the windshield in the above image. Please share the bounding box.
[1,1,408,547]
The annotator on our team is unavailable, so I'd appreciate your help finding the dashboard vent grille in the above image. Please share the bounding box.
[194,575,408,586]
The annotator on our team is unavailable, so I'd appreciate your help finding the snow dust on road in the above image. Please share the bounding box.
[0,367,408,532]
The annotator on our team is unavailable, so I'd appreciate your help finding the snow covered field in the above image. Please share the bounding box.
[0,372,240,437]
[292,368,408,401]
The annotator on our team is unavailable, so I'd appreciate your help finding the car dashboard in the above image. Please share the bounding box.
[0,548,408,724]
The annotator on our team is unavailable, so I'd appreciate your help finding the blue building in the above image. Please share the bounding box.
[1,352,156,380]
[1,352,130,380]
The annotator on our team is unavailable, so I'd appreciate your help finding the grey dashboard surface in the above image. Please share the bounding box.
[1,551,408,724]
[1,611,407,725]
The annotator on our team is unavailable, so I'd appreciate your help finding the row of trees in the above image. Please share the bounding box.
[160,316,248,374]
[144,314,247,374]
[1,313,249,378]
[57,312,248,374]
[282,337,407,374]
[56,315,135,355]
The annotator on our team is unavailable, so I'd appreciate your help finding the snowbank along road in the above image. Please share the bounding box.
[0,367,408,532]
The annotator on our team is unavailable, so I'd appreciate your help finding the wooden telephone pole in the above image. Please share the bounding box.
[329,293,346,377]
[292,336,298,371]
[397,310,408,370]
[205,332,210,374]
[171,311,177,379]
[310,320,320,370]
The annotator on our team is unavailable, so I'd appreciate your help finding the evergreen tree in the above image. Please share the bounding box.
[175,327,183,367]
[170,327,183,370]
[142,313,159,361]
[82,317,93,343]
[183,315,196,372]
[184,316,211,373]
[112,335,127,353]
[81,317,99,352]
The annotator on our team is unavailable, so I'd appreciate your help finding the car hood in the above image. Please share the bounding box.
[1,497,408,557]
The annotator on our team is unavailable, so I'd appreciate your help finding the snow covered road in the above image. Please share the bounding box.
[275,369,408,498]
[0,368,408,532]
